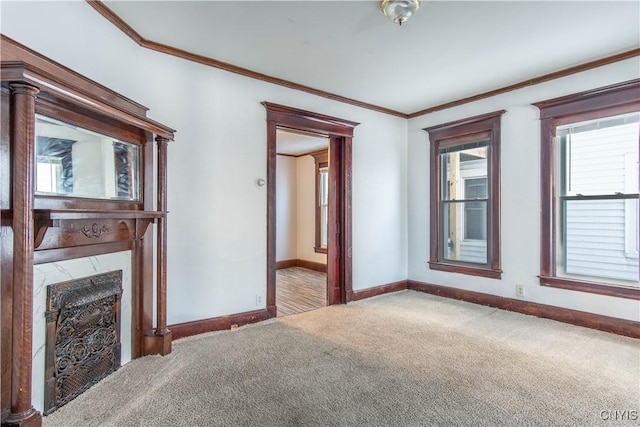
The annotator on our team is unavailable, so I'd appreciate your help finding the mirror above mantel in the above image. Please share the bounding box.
[35,115,141,201]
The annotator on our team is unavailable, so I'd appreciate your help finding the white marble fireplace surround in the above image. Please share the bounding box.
[32,251,133,414]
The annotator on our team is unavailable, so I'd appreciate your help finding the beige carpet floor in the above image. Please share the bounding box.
[43,290,639,426]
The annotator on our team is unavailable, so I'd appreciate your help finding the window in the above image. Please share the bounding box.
[35,133,75,195]
[312,150,329,254]
[318,167,329,248]
[463,177,487,240]
[36,156,63,193]
[425,111,504,279]
[535,79,640,299]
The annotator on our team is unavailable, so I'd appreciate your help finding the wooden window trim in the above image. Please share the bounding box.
[533,79,640,300]
[424,110,505,279]
[311,149,329,254]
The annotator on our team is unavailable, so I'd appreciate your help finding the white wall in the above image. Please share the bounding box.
[276,154,328,265]
[1,1,408,325]
[276,155,297,261]
[8,0,632,331]
[407,58,640,322]
[296,155,327,264]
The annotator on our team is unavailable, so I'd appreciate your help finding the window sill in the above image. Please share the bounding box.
[540,276,640,300]
[429,261,501,279]
[314,246,327,254]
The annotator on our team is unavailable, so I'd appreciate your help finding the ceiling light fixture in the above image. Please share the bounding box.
[381,0,421,26]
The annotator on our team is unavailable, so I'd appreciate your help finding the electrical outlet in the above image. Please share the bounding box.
[516,284,525,298]
[256,294,263,306]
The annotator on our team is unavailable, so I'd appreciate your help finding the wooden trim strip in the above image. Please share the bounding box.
[275,258,327,273]
[407,280,640,339]
[264,102,360,134]
[351,280,408,301]
[428,262,502,279]
[275,259,299,270]
[276,150,328,159]
[86,0,145,45]
[540,276,640,301]
[86,0,407,119]
[85,2,640,120]
[0,34,148,117]
[408,48,640,118]
[533,79,640,118]
[87,1,639,120]
[297,259,327,273]
[169,309,272,340]
[423,110,506,135]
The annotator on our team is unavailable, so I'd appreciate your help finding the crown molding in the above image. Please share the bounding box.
[408,48,640,119]
[87,1,639,120]
[85,0,408,119]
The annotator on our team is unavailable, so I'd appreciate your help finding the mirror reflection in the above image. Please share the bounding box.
[35,115,140,201]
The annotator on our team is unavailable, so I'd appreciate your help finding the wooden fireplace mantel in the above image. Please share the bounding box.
[1,35,176,427]
[32,210,167,261]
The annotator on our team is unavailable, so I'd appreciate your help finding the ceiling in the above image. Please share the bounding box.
[276,129,328,156]
[103,1,639,116]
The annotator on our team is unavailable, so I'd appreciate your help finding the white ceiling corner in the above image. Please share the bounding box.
[276,129,328,156]
[103,1,640,115]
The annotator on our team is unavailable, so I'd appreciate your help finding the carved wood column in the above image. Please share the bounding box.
[5,83,42,427]
[153,136,171,354]
[265,120,277,317]
[327,136,342,306]
[342,136,353,303]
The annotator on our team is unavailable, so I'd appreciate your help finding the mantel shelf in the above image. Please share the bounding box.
[34,209,167,222]
[32,210,168,251]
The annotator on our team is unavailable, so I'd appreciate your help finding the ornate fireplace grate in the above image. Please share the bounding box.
[44,270,123,415]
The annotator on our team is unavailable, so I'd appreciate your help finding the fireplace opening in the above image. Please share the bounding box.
[44,270,123,415]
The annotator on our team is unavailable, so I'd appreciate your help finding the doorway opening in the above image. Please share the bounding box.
[275,129,329,316]
[263,103,359,317]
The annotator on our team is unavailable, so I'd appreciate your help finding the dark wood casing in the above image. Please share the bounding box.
[424,111,505,279]
[263,103,358,315]
[1,35,175,426]
[533,79,640,300]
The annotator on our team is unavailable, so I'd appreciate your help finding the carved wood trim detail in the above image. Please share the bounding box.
[79,223,110,238]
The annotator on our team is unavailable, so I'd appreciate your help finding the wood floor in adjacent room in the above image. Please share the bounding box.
[276,267,326,317]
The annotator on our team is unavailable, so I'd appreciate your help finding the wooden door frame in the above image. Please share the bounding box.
[262,102,359,316]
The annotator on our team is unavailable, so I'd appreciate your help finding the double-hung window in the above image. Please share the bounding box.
[425,111,504,279]
[535,80,640,299]
[311,150,329,254]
